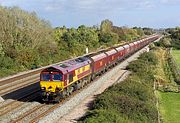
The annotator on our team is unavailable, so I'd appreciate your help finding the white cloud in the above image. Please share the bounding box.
[1,0,179,28]
[42,0,156,12]
[0,0,158,13]
[135,1,155,9]
[160,0,180,4]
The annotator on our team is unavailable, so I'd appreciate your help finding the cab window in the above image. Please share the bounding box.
[69,74,73,82]
[41,74,51,81]
[52,74,63,81]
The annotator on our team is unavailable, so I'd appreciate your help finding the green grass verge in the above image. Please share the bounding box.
[171,50,180,68]
[158,91,180,123]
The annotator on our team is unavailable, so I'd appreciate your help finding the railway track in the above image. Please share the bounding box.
[0,74,39,90]
[0,89,41,117]
[10,85,89,123]
[0,70,42,87]
[0,78,39,96]
[10,103,47,123]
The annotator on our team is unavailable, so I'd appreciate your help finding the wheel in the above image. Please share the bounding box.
[67,86,73,95]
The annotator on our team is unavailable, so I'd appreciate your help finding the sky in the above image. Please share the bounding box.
[0,0,180,28]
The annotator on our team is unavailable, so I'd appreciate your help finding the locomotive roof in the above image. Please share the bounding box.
[47,57,91,74]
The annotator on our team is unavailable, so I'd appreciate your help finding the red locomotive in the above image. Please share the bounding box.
[40,34,159,102]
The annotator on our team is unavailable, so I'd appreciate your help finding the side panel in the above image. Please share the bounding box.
[105,50,118,65]
[89,53,108,73]
[93,57,107,73]
[119,50,125,59]
[76,64,91,80]
[115,46,125,60]
[123,45,130,56]
[129,43,135,53]
[65,64,91,87]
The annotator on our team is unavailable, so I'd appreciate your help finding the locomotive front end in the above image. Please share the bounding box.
[40,67,64,102]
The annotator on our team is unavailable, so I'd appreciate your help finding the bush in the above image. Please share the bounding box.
[0,57,25,77]
[99,32,119,46]
[140,52,158,65]
[154,37,172,48]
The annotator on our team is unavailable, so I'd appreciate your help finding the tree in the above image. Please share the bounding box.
[0,43,4,57]
[99,32,119,46]
[100,19,113,33]
[162,38,171,47]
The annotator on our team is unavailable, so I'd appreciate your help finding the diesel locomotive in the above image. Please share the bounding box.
[40,34,159,102]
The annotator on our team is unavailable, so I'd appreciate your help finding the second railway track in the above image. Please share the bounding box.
[0,69,42,86]
[0,89,41,117]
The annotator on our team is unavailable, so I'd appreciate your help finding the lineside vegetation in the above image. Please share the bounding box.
[79,51,159,123]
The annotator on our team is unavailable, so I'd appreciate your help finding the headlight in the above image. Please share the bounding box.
[41,87,46,90]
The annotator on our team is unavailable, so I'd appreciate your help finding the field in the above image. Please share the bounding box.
[171,50,180,68]
[158,92,180,123]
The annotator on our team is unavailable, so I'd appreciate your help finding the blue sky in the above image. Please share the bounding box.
[0,0,180,28]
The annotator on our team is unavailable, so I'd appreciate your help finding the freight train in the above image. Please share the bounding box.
[40,34,159,102]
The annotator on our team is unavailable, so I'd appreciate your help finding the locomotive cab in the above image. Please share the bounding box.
[40,68,64,92]
[40,67,65,102]
[40,57,92,102]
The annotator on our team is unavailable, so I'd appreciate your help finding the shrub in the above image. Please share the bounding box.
[0,57,25,77]
[154,37,172,48]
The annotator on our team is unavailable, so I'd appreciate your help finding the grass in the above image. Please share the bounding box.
[154,48,169,84]
[158,91,180,123]
[171,50,180,68]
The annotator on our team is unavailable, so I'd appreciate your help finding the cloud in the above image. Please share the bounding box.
[42,0,156,13]
[0,0,157,14]
[160,0,180,4]
[135,1,155,9]
[0,0,179,28]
